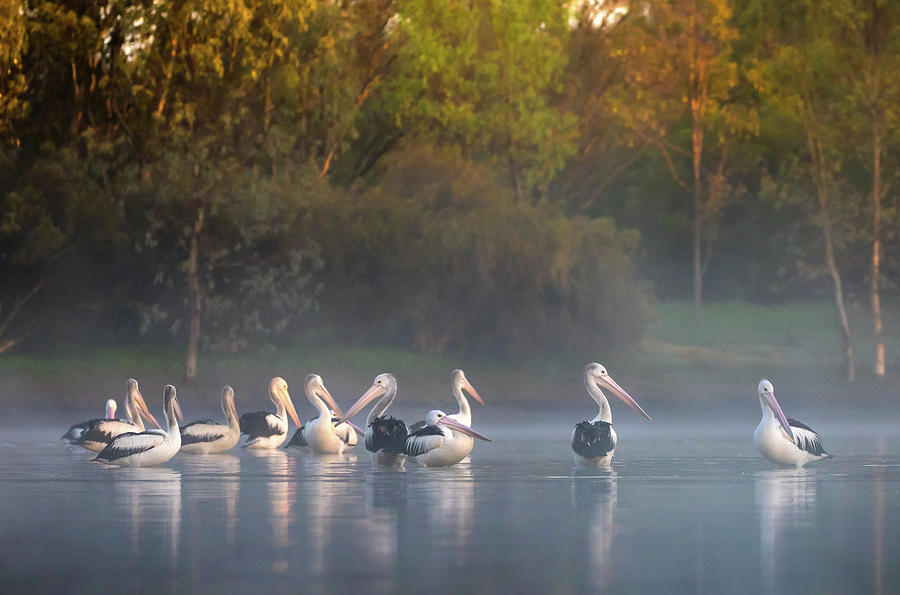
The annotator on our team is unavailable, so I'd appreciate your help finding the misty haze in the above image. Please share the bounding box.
[2,0,899,594]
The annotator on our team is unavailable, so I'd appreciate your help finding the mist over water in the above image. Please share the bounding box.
[2,412,899,594]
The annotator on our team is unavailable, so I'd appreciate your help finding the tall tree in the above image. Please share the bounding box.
[752,0,857,381]
[839,0,899,377]
[130,0,330,380]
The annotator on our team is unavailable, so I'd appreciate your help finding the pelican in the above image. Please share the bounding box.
[239,377,301,448]
[93,385,183,467]
[446,369,486,459]
[755,379,832,468]
[180,385,241,454]
[62,398,117,443]
[572,363,652,467]
[288,374,358,455]
[285,409,360,451]
[408,368,485,432]
[76,379,161,452]
[337,373,408,466]
[404,409,492,467]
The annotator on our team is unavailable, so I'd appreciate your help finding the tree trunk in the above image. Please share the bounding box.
[871,123,885,377]
[688,0,707,318]
[184,206,205,384]
[821,209,855,383]
[809,135,855,382]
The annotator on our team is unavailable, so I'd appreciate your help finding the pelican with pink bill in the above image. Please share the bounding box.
[239,377,302,449]
[571,363,652,467]
[404,409,492,468]
[754,379,832,468]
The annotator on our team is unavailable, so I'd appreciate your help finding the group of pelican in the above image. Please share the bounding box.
[63,369,492,468]
[64,363,831,470]
[570,363,830,469]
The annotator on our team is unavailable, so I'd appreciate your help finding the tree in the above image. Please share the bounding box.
[751,0,858,381]
[123,0,332,380]
[386,0,576,201]
[839,0,900,377]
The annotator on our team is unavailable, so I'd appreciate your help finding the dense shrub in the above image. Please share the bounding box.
[306,146,649,358]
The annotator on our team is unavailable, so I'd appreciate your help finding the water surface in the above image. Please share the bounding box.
[1,419,898,594]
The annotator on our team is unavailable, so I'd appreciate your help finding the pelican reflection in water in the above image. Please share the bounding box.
[178,454,241,547]
[113,467,183,570]
[755,469,819,592]
[571,469,617,592]
[360,468,408,589]
[300,455,358,575]
[413,465,475,559]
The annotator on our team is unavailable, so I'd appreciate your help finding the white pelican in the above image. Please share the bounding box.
[238,377,301,448]
[404,409,492,467]
[93,385,184,467]
[754,379,832,468]
[572,363,652,467]
[180,385,241,454]
[337,373,408,466]
[285,408,360,451]
[288,374,358,455]
[62,398,117,442]
[408,368,485,431]
[77,379,162,452]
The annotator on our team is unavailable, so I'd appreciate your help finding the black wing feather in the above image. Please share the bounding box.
[788,418,828,456]
[77,419,133,445]
[180,421,227,446]
[365,416,408,454]
[285,426,307,449]
[93,431,158,461]
[240,411,281,437]
[62,420,93,441]
[572,421,614,458]
[404,425,445,457]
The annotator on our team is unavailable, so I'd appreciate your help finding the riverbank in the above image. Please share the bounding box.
[2,301,898,418]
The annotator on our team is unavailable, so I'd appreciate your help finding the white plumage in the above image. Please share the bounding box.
[754,379,832,468]
[93,385,183,467]
[239,377,301,449]
[75,379,161,452]
[297,374,357,455]
[404,410,492,468]
[180,385,240,454]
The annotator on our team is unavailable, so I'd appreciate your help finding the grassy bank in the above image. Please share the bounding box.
[631,301,900,402]
[2,301,898,416]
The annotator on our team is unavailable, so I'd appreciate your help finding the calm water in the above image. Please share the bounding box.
[1,417,899,594]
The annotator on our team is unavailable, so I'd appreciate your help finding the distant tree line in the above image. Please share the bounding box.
[0,0,897,382]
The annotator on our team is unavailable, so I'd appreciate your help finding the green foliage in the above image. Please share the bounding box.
[4,0,900,378]
[388,0,576,199]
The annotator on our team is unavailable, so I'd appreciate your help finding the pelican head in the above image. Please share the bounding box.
[163,385,184,424]
[221,385,238,419]
[105,399,117,419]
[451,369,485,406]
[427,409,492,442]
[126,379,162,429]
[757,379,793,440]
[584,363,651,421]
[338,372,397,424]
[305,374,344,417]
[269,376,301,427]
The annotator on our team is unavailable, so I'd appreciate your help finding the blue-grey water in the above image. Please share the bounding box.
[1,414,898,594]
